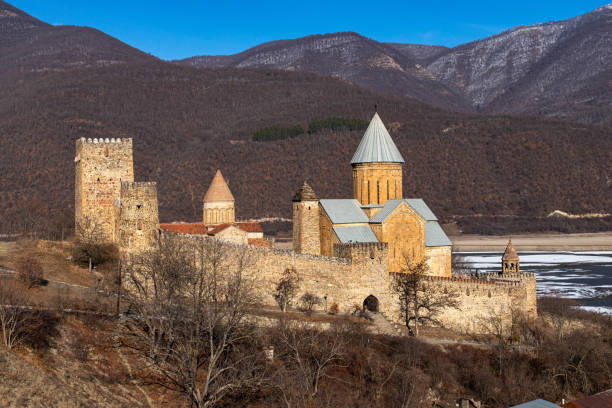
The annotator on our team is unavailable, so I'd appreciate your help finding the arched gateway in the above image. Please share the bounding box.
[363,295,379,312]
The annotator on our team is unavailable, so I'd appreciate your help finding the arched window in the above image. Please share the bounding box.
[387,180,390,200]
[367,180,370,203]
[360,182,363,203]
[377,180,380,204]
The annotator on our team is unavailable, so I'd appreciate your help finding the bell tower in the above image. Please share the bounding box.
[351,113,404,206]
[502,239,520,274]
[292,181,320,255]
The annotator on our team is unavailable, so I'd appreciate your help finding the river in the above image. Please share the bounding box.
[458,251,612,314]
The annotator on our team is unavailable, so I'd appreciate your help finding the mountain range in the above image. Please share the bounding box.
[178,5,612,126]
[0,0,610,236]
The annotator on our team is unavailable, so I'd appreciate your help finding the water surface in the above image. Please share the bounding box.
[458,251,612,314]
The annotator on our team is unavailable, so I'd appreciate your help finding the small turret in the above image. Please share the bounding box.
[502,239,520,274]
[292,181,320,255]
[203,169,235,225]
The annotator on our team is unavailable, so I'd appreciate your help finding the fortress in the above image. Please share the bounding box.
[74,113,537,333]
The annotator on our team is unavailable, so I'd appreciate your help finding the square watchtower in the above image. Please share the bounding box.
[75,137,134,242]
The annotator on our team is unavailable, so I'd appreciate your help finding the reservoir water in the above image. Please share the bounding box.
[458,251,612,314]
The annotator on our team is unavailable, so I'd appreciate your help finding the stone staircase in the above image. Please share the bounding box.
[364,310,404,336]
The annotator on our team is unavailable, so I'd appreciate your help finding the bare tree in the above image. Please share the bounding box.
[0,280,33,350]
[392,258,460,337]
[476,307,511,376]
[15,256,44,288]
[274,267,300,312]
[121,235,266,408]
[72,216,117,273]
[298,292,321,314]
[538,296,577,341]
[273,321,347,406]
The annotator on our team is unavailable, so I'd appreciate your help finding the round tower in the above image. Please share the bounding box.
[502,239,520,274]
[351,113,404,205]
[292,181,320,255]
[203,169,235,225]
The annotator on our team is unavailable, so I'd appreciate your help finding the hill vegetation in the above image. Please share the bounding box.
[0,1,610,237]
[0,62,611,236]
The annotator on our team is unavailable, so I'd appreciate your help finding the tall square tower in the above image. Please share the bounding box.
[75,137,134,242]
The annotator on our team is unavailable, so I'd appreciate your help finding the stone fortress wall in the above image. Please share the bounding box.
[161,230,536,333]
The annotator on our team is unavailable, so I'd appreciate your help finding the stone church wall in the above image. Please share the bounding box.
[425,246,452,277]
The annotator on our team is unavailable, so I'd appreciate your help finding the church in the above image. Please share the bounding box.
[293,113,452,276]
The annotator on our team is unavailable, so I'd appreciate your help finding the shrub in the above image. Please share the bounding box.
[16,256,44,288]
[253,124,304,141]
[298,292,321,314]
[71,240,118,270]
[308,117,368,134]
[328,302,339,315]
[274,267,300,312]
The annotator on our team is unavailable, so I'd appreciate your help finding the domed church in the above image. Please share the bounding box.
[293,113,452,276]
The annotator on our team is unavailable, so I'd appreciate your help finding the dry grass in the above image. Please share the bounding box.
[0,313,187,407]
[252,305,365,325]
[2,240,94,287]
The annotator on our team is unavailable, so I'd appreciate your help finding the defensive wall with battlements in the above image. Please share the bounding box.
[157,230,536,333]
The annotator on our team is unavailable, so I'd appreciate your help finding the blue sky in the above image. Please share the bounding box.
[10,0,610,60]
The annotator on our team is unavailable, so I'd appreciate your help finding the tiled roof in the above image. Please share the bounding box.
[370,199,438,223]
[248,238,273,248]
[425,222,452,247]
[350,113,405,164]
[333,225,379,243]
[565,389,612,408]
[320,199,369,224]
[208,222,263,235]
[236,222,264,233]
[160,223,207,234]
[203,169,234,203]
[293,181,318,201]
[207,223,231,235]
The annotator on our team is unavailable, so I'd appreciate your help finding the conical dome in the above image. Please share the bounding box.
[203,169,234,203]
[350,113,405,165]
[292,181,318,202]
[502,239,519,261]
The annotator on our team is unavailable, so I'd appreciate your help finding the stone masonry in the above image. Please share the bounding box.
[75,138,134,242]
[116,181,160,254]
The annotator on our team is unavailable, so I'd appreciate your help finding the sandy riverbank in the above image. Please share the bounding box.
[450,232,612,251]
[273,232,612,251]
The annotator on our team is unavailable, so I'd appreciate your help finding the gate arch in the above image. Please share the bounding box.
[363,295,379,312]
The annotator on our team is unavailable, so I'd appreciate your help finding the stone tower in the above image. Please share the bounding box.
[75,137,134,242]
[116,181,160,254]
[292,181,320,255]
[203,169,235,225]
[502,239,520,274]
[351,113,404,206]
